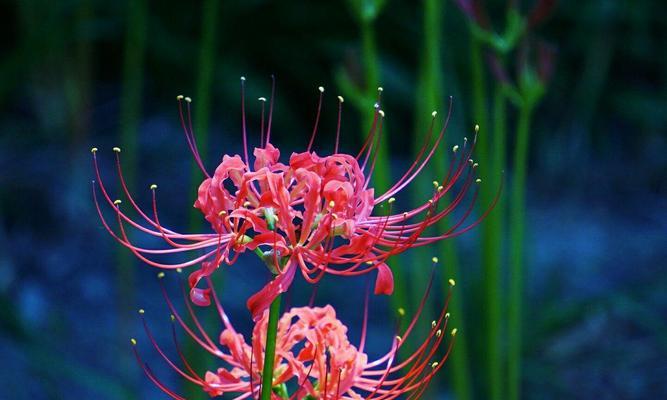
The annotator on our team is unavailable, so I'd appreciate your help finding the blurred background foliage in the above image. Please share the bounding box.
[1,0,666,399]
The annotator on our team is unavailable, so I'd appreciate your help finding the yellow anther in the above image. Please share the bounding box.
[218,210,227,217]
[318,86,325,93]
[365,261,374,265]
[428,199,434,204]
[475,178,482,184]
[437,185,444,192]
[328,200,335,208]
[451,328,458,336]
[431,320,437,328]
[138,309,145,314]
[176,95,184,100]
[445,312,450,319]
[378,110,385,117]
[474,124,480,133]
[243,201,251,208]
[176,268,183,274]
[468,158,474,164]
[448,278,456,287]
[113,199,122,205]
[431,361,439,369]
[432,181,439,188]
[150,184,157,190]
[432,257,439,263]
[240,76,246,81]
[184,96,192,103]
[90,147,98,153]
[473,163,479,169]
[452,145,459,153]
[464,137,468,143]
[113,147,121,153]
[398,307,405,316]
[377,86,384,92]
[431,111,437,117]
[258,97,266,102]
[403,212,408,217]
[170,314,175,322]
[388,197,396,204]
[130,338,137,346]
[338,95,344,103]
[157,272,165,279]
[436,329,442,337]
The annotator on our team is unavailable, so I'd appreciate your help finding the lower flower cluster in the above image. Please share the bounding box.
[132,271,456,399]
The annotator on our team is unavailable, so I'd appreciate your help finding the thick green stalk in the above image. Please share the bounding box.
[360,19,391,194]
[117,0,146,391]
[413,1,471,398]
[507,104,532,400]
[483,85,506,400]
[260,295,282,400]
[183,3,220,397]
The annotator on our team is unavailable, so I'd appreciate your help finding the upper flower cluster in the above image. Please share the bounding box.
[92,79,498,319]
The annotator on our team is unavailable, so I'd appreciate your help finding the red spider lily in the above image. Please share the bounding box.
[131,267,456,399]
[92,78,499,319]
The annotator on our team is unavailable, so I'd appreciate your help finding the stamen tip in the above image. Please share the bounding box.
[388,197,395,204]
[112,147,121,153]
[474,124,480,133]
[90,147,98,153]
[365,261,373,265]
[431,320,437,328]
[436,329,442,337]
[398,307,405,316]
[150,184,157,190]
[432,257,439,263]
[337,95,344,103]
[475,178,482,184]
[138,309,145,314]
[113,199,122,205]
[157,272,165,279]
[176,95,184,100]
[451,328,458,336]
[240,76,246,81]
[328,200,335,208]
[432,180,439,187]
[431,361,439,369]
[184,96,192,103]
[377,86,383,92]
[452,145,459,153]
[445,312,451,319]
[318,86,324,93]
[176,268,183,274]
[170,314,175,322]
[378,110,385,118]
[396,335,402,342]
[258,97,266,102]
[431,111,437,117]
[130,338,137,346]
[448,278,456,287]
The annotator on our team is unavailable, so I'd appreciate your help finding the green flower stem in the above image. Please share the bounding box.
[260,294,282,400]
[507,103,533,400]
[484,84,506,400]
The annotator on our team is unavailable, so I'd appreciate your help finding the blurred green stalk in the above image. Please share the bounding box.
[117,0,147,393]
[184,1,220,398]
[484,84,506,400]
[413,1,471,398]
[507,102,532,400]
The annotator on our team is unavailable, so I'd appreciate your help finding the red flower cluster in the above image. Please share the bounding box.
[92,80,497,319]
[133,271,455,400]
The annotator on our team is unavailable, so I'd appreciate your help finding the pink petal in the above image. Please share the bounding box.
[374,262,394,295]
[246,260,297,321]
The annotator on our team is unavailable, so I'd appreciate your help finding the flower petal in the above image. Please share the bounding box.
[374,262,394,295]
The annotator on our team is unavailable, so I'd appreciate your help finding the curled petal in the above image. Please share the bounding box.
[246,260,297,320]
[374,262,394,295]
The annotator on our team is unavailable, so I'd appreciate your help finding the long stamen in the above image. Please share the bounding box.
[307,86,325,152]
